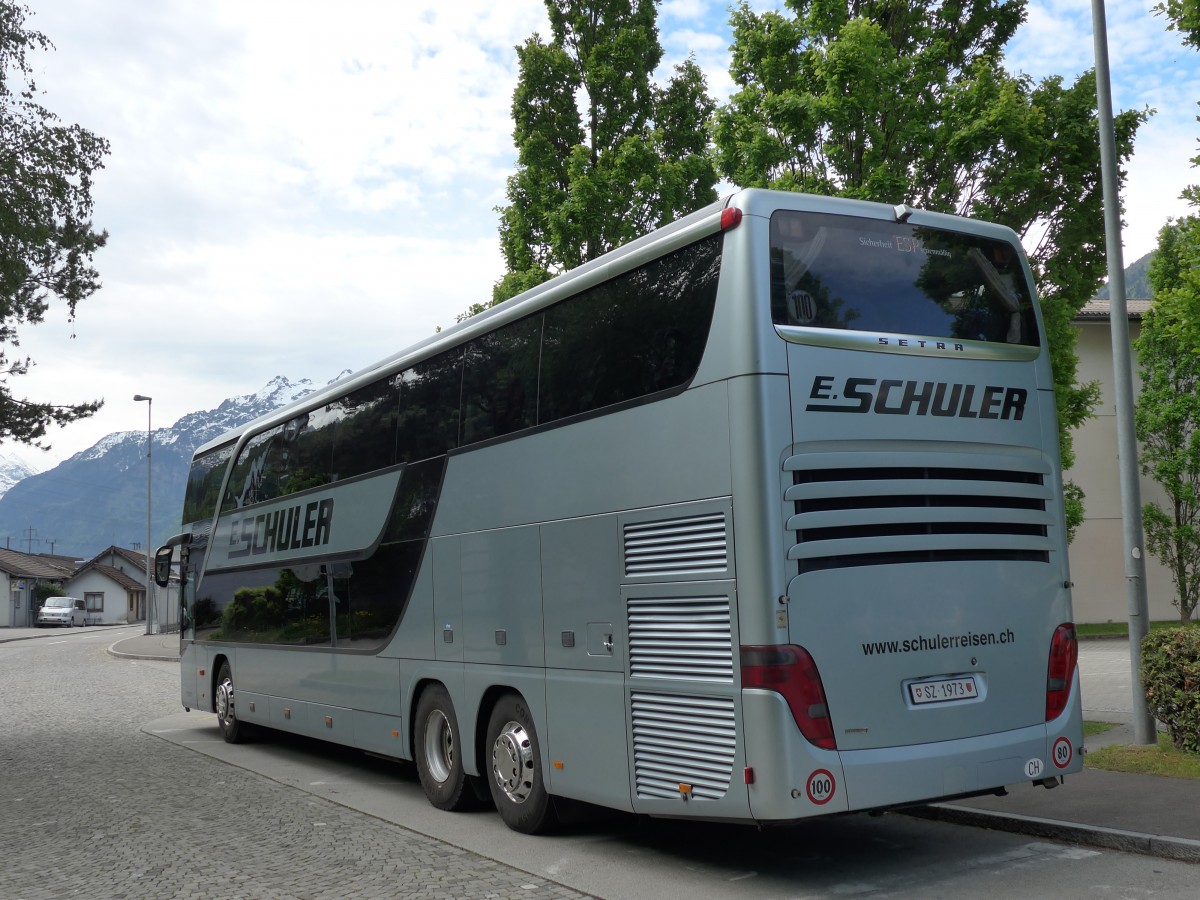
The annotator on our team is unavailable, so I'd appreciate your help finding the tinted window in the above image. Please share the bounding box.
[193,565,332,647]
[397,351,462,462]
[191,540,423,649]
[333,541,424,650]
[327,377,400,480]
[539,233,723,422]
[382,458,446,543]
[461,316,541,445]
[222,427,284,511]
[184,444,235,525]
[221,379,401,515]
[769,211,1039,346]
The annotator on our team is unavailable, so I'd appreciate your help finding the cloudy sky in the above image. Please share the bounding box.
[4,0,1198,471]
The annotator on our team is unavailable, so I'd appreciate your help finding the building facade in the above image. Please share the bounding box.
[1067,299,1189,624]
[0,549,78,627]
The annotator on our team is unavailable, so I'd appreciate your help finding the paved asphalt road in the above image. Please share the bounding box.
[2,626,1198,899]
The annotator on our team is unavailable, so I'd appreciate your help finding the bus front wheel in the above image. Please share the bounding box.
[414,684,477,811]
[214,661,249,744]
[485,693,557,834]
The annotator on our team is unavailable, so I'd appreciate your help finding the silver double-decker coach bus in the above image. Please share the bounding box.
[155,187,1082,834]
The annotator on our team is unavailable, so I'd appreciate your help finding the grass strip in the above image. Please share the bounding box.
[1086,735,1200,780]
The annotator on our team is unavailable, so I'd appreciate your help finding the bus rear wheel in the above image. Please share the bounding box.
[485,693,557,834]
[214,661,249,744]
[414,684,477,811]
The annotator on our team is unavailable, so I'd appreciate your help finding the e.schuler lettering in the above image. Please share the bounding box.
[806,376,1027,420]
[227,497,335,559]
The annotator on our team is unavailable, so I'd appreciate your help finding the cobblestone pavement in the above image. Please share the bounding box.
[0,632,589,900]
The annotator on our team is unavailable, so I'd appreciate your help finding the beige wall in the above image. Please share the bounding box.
[1065,320,1189,623]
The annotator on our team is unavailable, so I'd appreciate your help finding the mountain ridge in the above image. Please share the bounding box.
[0,376,332,559]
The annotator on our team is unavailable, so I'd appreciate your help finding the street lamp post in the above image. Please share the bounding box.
[1089,0,1156,745]
[134,394,154,635]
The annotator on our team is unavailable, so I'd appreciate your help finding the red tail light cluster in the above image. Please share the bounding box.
[1045,623,1079,721]
[741,644,836,749]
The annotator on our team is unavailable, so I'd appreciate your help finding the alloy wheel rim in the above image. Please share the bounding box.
[491,720,534,804]
[423,710,454,784]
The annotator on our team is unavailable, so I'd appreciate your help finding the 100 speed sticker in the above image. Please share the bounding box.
[806,769,836,805]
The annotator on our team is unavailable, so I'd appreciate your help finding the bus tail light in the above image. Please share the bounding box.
[741,644,836,750]
[1045,623,1078,721]
[721,207,743,230]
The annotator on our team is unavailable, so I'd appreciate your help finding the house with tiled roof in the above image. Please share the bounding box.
[0,548,78,628]
[65,546,152,626]
[1068,296,1184,623]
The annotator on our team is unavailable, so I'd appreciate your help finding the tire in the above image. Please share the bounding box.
[214,661,249,744]
[485,693,557,834]
[414,684,477,812]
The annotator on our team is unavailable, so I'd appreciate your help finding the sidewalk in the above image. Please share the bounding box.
[915,639,1200,862]
[106,630,182,661]
[95,629,1200,862]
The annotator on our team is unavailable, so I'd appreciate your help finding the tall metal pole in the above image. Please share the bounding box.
[134,395,154,636]
[1090,0,1156,744]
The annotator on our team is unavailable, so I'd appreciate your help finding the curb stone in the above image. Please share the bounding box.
[905,803,1200,863]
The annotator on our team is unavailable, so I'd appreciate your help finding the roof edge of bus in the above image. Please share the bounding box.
[728,188,1021,241]
[192,188,1024,459]
[191,193,738,458]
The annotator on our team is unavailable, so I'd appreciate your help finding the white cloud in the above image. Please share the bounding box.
[1007,0,1200,261]
[5,0,1199,470]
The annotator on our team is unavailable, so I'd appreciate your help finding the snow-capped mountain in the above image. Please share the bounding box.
[0,453,40,500]
[0,376,327,559]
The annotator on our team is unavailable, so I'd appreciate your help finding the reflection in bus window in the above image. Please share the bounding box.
[769,211,1039,346]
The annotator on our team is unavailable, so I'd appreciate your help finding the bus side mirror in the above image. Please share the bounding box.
[154,546,174,588]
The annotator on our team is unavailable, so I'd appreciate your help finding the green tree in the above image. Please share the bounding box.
[713,0,1146,534]
[1157,0,1200,48]
[1137,218,1200,622]
[493,0,718,305]
[1156,0,1200,209]
[32,581,65,604]
[1,1,107,447]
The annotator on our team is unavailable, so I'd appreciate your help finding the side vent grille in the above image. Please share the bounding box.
[785,459,1055,574]
[623,512,727,578]
[628,595,733,682]
[630,692,735,800]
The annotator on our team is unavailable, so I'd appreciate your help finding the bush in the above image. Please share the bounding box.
[33,583,66,604]
[1141,627,1200,754]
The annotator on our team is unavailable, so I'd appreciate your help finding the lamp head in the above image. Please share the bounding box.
[133,394,152,402]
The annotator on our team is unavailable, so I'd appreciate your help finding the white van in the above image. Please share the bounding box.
[36,596,86,627]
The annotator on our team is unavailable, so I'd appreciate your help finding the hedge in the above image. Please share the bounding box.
[1141,627,1200,755]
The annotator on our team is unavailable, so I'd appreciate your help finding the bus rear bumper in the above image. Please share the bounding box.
[838,724,1058,812]
[744,682,1083,821]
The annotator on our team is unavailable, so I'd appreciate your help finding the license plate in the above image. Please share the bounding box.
[908,675,978,705]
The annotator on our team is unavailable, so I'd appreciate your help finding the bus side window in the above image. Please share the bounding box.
[539,234,721,423]
[461,316,541,445]
[329,377,400,478]
[396,351,463,463]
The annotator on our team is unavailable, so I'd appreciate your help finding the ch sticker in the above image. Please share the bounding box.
[806,769,836,805]
[1024,757,1045,779]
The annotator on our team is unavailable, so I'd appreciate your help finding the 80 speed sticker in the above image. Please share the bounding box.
[1053,736,1073,769]
[806,769,836,805]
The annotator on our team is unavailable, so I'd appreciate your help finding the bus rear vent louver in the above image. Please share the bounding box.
[785,458,1054,574]
[622,512,728,578]
[627,595,733,682]
[630,692,735,801]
